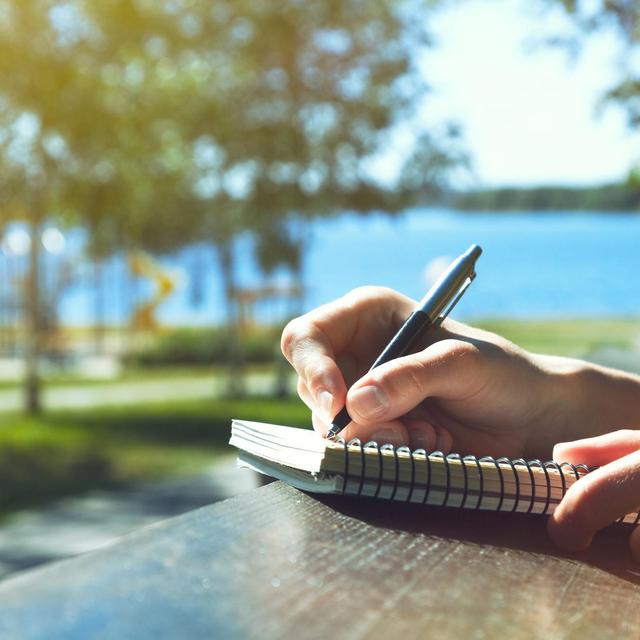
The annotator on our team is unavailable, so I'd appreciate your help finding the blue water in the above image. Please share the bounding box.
[299,209,640,319]
[56,209,640,325]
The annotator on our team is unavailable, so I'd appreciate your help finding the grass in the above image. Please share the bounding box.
[0,396,311,519]
[0,364,275,390]
[0,319,635,389]
[0,317,637,518]
[475,318,640,357]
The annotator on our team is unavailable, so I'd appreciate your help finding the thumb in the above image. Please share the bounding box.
[553,429,640,467]
[345,339,484,426]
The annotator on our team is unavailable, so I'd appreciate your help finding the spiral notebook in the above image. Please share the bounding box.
[230,420,640,523]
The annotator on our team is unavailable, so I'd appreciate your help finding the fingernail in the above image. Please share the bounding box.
[317,390,334,421]
[349,385,389,420]
[312,413,329,437]
[371,427,404,447]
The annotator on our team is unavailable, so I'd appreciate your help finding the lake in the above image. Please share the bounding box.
[58,209,640,325]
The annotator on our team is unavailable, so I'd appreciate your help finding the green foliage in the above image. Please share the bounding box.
[126,327,281,367]
[548,1,640,131]
[0,443,112,513]
[0,396,311,517]
[0,0,465,412]
[0,0,462,255]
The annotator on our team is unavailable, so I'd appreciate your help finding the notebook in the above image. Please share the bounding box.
[230,419,640,523]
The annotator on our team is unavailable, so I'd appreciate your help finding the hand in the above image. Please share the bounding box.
[281,286,562,458]
[549,430,640,559]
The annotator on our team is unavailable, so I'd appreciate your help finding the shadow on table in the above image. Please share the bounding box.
[313,492,640,586]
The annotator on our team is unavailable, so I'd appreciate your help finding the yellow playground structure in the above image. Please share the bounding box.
[128,252,177,330]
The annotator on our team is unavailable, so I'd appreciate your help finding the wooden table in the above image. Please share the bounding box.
[1,481,639,639]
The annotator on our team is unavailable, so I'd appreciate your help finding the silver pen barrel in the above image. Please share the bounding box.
[417,244,482,321]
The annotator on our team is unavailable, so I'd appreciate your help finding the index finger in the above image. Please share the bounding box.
[281,287,432,422]
[281,307,349,421]
[281,287,410,421]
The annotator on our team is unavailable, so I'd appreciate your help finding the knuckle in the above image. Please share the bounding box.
[451,339,481,363]
[616,428,638,441]
[280,319,297,358]
[296,378,314,410]
[444,340,484,378]
[404,360,428,396]
[296,376,308,396]
[343,285,397,308]
[343,286,376,306]
[375,358,427,402]
[303,361,323,388]
[430,338,481,369]
[280,317,309,360]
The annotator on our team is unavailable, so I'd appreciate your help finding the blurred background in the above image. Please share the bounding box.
[0,0,638,576]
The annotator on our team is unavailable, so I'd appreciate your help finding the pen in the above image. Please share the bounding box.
[326,244,482,440]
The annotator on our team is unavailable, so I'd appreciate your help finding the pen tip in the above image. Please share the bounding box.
[326,425,339,441]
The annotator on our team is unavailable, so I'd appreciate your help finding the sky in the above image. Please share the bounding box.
[416,0,640,187]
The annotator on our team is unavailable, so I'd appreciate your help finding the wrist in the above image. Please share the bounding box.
[533,353,640,445]
[522,354,586,455]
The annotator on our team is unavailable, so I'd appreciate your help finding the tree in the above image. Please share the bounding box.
[0,0,466,409]
[547,2,640,130]
[0,1,186,410]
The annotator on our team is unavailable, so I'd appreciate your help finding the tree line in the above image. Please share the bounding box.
[451,176,640,212]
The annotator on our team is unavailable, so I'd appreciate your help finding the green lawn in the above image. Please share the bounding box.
[475,318,640,357]
[0,364,271,390]
[0,396,311,519]
[0,319,636,389]
[1,317,638,519]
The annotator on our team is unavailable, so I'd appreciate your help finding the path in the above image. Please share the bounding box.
[0,372,282,413]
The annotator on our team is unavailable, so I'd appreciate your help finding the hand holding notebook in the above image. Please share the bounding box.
[279,267,640,557]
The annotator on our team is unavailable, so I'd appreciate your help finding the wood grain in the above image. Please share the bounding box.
[0,481,639,639]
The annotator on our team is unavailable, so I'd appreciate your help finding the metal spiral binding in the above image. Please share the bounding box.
[412,449,430,505]
[337,438,600,516]
[479,456,503,511]
[381,444,400,501]
[365,441,384,499]
[496,457,519,512]
[542,461,563,514]
[447,453,467,508]
[396,446,414,502]
[464,455,483,510]
[529,460,551,514]
[512,458,536,514]
[429,451,451,506]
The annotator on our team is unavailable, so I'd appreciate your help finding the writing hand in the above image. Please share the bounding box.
[281,286,559,457]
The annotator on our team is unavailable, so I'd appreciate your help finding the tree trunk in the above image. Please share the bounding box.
[93,259,105,355]
[274,230,306,398]
[24,215,42,415]
[217,240,244,396]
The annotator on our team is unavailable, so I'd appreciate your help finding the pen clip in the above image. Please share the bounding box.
[434,272,475,327]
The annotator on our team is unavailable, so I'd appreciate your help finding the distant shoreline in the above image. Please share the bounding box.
[446,182,640,212]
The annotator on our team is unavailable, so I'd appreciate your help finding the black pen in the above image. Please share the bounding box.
[326,244,482,440]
